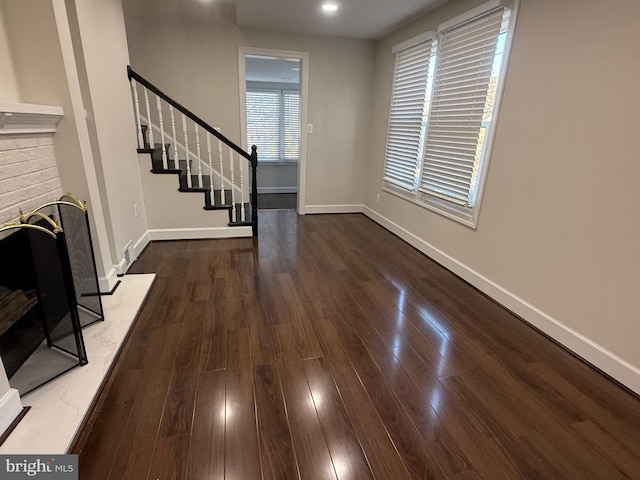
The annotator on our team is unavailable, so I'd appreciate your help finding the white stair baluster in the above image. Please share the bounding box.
[207,134,214,198]
[239,156,245,221]
[156,97,168,169]
[229,146,236,222]
[182,114,192,188]
[169,106,179,170]
[216,128,225,205]
[195,124,203,188]
[143,87,154,148]
[131,79,144,148]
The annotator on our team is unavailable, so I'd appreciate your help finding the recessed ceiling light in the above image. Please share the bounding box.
[322,3,339,13]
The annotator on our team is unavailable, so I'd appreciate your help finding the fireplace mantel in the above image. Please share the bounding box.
[0,102,64,135]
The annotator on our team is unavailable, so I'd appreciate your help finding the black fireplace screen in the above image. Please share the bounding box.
[58,194,104,328]
[0,194,103,395]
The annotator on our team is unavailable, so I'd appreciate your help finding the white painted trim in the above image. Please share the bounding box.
[115,257,128,276]
[0,389,23,437]
[238,47,310,215]
[258,160,298,166]
[468,0,519,228]
[362,206,640,395]
[52,0,114,291]
[0,102,64,135]
[133,229,151,259]
[114,231,151,275]
[305,204,363,214]
[98,267,119,293]
[148,226,252,241]
[257,187,298,194]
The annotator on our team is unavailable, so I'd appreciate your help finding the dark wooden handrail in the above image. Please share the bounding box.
[127,65,254,164]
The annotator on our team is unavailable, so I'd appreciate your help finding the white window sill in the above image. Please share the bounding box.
[258,160,298,166]
[382,182,478,229]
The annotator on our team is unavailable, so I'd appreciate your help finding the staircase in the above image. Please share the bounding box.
[127,66,258,236]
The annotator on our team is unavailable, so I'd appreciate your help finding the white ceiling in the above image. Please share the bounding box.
[232,0,451,39]
[125,0,452,40]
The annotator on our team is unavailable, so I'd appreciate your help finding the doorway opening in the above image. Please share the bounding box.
[239,48,309,213]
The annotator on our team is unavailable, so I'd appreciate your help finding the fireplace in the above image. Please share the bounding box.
[0,195,103,395]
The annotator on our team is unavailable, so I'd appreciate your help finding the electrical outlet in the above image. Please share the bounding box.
[134,202,139,217]
[376,193,381,203]
[307,123,313,134]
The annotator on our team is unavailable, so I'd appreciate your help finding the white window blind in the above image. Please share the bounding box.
[383,38,434,190]
[419,8,505,205]
[283,90,300,161]
[246,90,281,160]
[381,1,516,227]
[246,88,300,162]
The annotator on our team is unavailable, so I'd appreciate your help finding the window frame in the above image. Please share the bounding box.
[381,0,519,229]
[245,85,301,165]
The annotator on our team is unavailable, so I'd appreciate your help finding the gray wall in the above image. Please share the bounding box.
[364,0,640,387]
[122,1,376,209]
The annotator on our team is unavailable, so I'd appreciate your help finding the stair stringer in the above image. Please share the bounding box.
[137,154,251,238]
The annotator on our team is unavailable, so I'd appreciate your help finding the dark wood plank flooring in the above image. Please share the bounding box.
[74,211,640,479]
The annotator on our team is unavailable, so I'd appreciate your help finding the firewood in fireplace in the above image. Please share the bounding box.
[0,285,38,336]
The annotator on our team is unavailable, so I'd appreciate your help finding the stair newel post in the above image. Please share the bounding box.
[215,128,225,205]
[143,87,154,148]
[156,97,168,169]
[169,106,179,170]
[239,155,246,221]
[130,79,144,149]
[251,145,258,236]
[182,114,192,189]
[195,124,203,188]
[229,146,236,221]
[207,134,214,197]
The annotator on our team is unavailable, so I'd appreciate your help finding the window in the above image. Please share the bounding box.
[246,88,300,162]
[383,34,435,190]
[382,0,517,227]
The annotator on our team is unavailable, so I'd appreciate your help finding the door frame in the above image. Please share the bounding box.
[238,46,310,214]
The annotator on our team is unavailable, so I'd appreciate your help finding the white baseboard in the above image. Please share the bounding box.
[133,230,151,262]
[113,232,150,277]
[0,389,23,437]
[148,226,252,241]
[305,204,363,214]
[362,206,640,395]
[115,257,127,276]
[257,187,298,194]
[98,267,118,294]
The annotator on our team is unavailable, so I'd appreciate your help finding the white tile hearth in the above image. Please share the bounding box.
[0,273,155,454]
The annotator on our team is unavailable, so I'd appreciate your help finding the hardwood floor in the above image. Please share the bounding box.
[74,211,640,479]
